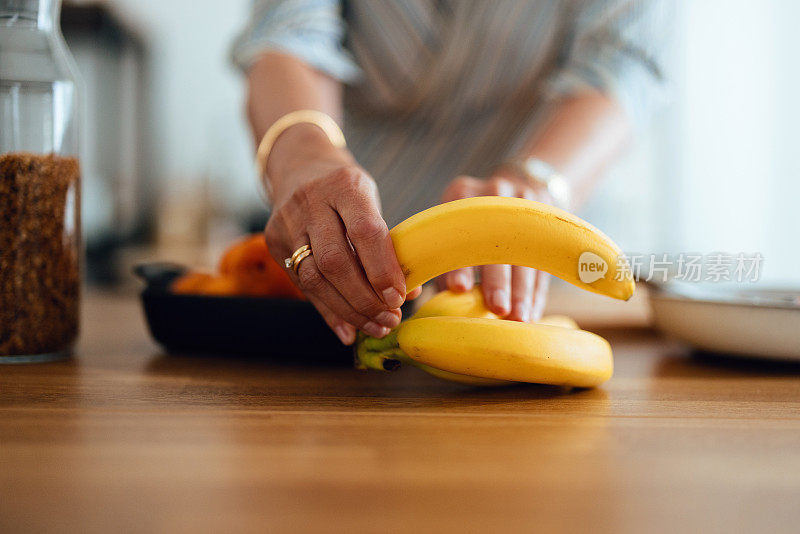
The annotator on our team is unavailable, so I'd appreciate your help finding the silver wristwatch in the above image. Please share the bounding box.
[506,158,572,211]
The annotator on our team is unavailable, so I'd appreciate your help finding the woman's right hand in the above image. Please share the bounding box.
[263,124,410,345]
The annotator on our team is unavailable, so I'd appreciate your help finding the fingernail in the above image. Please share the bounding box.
[363,321,390,338]
[334,324,355,345]
[374,310,401,329]
[519,306,531,323]
[492,289,510,314]
[382,287,404,308]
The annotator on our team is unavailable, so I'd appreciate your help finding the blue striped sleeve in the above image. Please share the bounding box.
[544,0,671,127]
[230,0,362,82]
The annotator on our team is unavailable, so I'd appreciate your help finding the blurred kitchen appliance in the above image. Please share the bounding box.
[61,2,152,283]
[648,281,800,361]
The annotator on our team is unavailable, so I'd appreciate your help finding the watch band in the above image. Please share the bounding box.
[506,158,572,211]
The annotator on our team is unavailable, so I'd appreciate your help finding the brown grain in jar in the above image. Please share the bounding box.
[0,152,81,358]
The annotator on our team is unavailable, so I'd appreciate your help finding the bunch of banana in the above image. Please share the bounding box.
[355,197,633,388]
[356,288,612,387]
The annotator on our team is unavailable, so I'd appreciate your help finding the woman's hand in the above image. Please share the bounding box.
[264,125,412,345]
[439,174,552,322]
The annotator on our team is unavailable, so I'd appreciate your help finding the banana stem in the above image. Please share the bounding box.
[354,330,410,371]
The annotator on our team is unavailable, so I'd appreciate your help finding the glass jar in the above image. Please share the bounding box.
[0,0,82,362]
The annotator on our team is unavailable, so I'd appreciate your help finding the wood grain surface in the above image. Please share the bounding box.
[1,292,799,533]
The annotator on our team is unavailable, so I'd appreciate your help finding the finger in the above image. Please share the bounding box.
[308,205,400,329]
[481,264,511,316]
[434,274,447,292]
[479,177,517,316]
[307,292,357,345]
[518,183,549,322]
[505,186,542,323]
[439,177,482,291]
[487,176,517,198]
[293,255,391,338]
[334,177,407,309]
[445,267,474,292]
[507,266,536,322]
[531,271,551,322]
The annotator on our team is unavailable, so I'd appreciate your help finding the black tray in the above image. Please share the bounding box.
[135,263,352,363]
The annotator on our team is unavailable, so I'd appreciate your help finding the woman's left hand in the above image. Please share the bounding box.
[438,173,552,322]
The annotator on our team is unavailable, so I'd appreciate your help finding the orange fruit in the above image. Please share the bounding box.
[171,272,214,294]
[219,234,304,299]
[199,275,241,296]
[171,272,241,296]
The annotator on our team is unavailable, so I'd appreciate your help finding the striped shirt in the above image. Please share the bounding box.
[232,0,668,226]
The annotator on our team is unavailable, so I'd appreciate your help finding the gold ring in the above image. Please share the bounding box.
[285,244,310,270]
[292,249,313,274]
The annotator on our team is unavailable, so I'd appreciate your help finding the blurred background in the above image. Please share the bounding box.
[64,0,800,287]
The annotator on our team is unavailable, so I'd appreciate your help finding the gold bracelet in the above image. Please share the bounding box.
[255,109,347,179]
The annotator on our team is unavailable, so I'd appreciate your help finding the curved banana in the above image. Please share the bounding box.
[390,197,634,300]
[413,287,579,329]
[536,315,578,329]
[412,288,499,319]
[411,361,515,387]
[397,317,613,388]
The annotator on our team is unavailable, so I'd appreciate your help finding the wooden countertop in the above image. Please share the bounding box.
[1,291,799,533]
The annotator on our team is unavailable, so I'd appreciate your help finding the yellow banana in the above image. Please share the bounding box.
[535,315,578,329]
[410,316,581,387]
[412,288,499,319]
[398,317,613,388]
[390,196,634,300]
